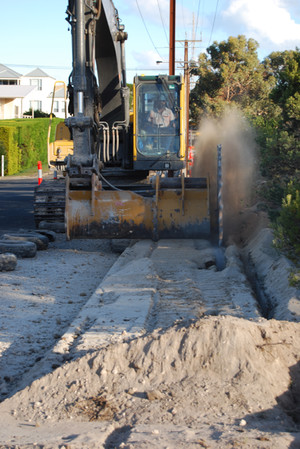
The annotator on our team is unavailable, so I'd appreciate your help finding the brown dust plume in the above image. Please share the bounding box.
[192,109,257,245]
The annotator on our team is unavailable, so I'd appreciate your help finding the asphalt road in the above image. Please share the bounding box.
[0,177,37,233]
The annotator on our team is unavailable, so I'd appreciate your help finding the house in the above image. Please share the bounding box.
[0,64,68,119]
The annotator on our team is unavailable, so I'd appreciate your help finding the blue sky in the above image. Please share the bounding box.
[1,0,299,84]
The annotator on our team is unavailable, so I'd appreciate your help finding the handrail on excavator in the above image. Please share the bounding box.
[47,81,68,168]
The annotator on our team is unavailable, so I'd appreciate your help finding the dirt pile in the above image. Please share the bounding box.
[2,316,299,438]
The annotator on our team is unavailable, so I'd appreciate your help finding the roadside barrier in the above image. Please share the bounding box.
[187,146,195,177]
[38,161,43,185]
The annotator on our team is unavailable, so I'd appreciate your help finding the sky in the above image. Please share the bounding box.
[1,0,299,85]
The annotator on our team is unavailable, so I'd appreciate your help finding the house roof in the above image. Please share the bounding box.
[0,64,22,79]
[0,85,36,99]
[48,86,66,99]
[25,68,54,78]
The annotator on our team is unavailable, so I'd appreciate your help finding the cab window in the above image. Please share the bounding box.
[136,83,180,156]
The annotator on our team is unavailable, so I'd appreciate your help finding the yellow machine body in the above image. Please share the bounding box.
[47,81,73,168]
[65,75,211,240]
[49,122,73,166]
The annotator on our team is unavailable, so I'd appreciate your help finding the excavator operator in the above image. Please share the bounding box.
[148,96,175,128]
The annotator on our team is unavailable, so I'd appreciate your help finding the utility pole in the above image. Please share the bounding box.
[169,0,176,75]
[177,39,201,161]
[184,40,190,158]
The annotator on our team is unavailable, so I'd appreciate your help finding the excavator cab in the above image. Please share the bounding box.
[133,75,185,172]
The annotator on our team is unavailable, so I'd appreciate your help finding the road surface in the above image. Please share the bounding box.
[0,176,37,232]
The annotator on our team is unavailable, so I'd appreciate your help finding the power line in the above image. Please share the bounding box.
[135,0,163,59]
[180,0,187,37]
[191,0,202,61]
[4,63,71,70]
[156,0,169,45]
[208,0,220,46]
[194,0,201,41]
[201,0,205,38]
[127,67,168,71]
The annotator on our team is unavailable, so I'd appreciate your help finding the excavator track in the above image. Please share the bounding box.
[34,179,66,227]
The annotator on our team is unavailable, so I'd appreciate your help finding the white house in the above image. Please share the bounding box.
[0,64,68,119]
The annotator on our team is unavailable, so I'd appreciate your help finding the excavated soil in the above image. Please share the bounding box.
[0,316,299,448]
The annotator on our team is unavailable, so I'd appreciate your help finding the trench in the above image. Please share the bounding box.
[240,250,275,319]
[203,243,276,321]
[142,239,266,330]
[209,239,277,321]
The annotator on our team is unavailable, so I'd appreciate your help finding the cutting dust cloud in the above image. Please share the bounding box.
[192,109,257,245]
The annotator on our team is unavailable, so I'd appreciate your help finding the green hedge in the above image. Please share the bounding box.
[0,118,62,175]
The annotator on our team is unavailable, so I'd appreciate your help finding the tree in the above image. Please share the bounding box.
[257,49,300,182]
[274,181,300,258]
[190,35,275,121]
[190,37,300,261]
[264,49,300,133]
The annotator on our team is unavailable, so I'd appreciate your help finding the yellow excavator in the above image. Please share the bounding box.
[34,0,213,240]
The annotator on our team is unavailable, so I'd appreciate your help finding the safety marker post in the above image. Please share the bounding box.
[38,161,43,185]
[217,144,223,247]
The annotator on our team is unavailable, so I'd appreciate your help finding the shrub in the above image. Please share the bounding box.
[23,109,55,118]
[273,180,300,259]
[0,118,62,175]
[0,127,20,174]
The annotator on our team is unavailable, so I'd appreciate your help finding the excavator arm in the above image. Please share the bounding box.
[65,0,129,180]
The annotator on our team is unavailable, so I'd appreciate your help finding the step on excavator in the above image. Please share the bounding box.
[34,0,216,240]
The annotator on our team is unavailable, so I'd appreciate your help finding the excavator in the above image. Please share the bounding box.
[34,0,213,240]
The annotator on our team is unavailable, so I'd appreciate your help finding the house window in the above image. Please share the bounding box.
[30,79,42,91]
[30,100,42,111]
[0,80,18,85]
[54,101,59,113]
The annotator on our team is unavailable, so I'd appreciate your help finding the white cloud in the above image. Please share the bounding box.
[124,0,169,25]
[223,0,300,45]
[131,49,163,70]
